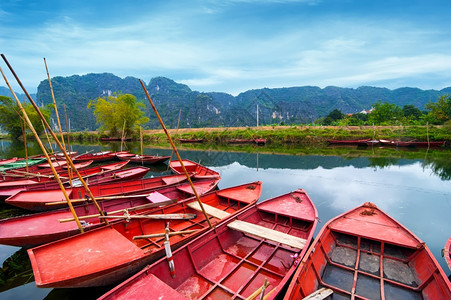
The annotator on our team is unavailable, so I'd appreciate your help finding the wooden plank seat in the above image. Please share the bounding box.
[187,201,307,249]
[227,220,307,250]
[186,201,231,219]
[303,287,333,300]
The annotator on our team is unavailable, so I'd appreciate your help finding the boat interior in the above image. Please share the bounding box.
[295,230,448,300]
[145,207,314,299]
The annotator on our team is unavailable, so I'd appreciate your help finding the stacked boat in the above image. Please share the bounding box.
[0,151,450,299]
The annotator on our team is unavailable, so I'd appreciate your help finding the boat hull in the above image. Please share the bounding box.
[99,189,318,300]
[284,202,451,299]
[28,181,262,288]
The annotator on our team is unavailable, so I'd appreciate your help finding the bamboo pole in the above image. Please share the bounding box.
[0,66,84,233]
[139,79,212,228]
[1,54,107,224]
[20,113,29,173]
[120,119,126,151]
[44,58,72,184]
[59,198,177,222]
[133,229,198,240]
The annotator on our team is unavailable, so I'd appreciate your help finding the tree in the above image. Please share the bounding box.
[0,96,52,139]
[424,94,451,124]
[322,109,344,125]
[402,104,422,120]
[368,100,403,125]
[88,94,149,136]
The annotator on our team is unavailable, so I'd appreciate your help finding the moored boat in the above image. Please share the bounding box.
[178,138,204,143]
[327,138,371,145]
[5,173,191,211]
[73,151,117,162]
[28,181,262,288]
[379,139,445,148]
[0,157,18,165]
[116,153,171,165]
[444,237,451,272]
[169,159,220,179]
[284,202,451,299]
[0,157,46,172]
[0,178,220,248]
[99,188,317,300]
[0,162,145,200]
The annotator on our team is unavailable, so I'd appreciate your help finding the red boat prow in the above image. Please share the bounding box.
[284,202,451,300]
[444,237,451,272]
[169,159,220,179]
[99,189,318,300]
[116,153,171,165]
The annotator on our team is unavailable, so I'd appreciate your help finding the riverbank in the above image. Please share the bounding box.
[64,125,450,147]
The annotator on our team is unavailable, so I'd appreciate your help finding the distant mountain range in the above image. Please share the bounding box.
[1,74,450,131]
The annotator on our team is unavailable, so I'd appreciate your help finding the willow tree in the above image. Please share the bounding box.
[88,94,149,137]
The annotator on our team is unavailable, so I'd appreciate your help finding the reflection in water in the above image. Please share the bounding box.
[0,248,33,293]
[0,140,450,299]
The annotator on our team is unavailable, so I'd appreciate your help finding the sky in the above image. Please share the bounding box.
[1,0,450,96]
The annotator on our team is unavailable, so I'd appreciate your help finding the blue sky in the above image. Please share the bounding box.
[1,0,450,95]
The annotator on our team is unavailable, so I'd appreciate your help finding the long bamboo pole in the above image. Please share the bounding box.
[1,54,107,224]
[0,66,84,232]
[139,79,212,228]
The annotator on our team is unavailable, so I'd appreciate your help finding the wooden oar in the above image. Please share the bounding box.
[133,229,198,240]
[99,213,197,221]
[59,198,177,222]
[245,279,270,300]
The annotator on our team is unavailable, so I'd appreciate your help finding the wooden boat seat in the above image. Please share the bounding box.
[227,220,307,250]
[303,288,333,299]
[187,201,230,219]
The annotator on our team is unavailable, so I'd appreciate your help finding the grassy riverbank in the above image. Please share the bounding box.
[63,125,450,147]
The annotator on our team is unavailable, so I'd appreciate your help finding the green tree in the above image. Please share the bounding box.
[0,96,52,139]
[424,94,451,124]
[322,109,344,125]
[88,94,149,136]
[368,100,403,125]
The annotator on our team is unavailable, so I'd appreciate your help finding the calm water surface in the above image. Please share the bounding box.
[0,140,450,299]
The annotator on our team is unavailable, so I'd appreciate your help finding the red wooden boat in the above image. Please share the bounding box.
[227,138,255,144]
[327,138,371,145]
[0,178,220,248]
[0,157,18,165]
[116,153,171,165]
[284,202,451,300]
[444,237,451,272]
[28,181,262,288]
[5,173,191,211]
[169,159,220,179]
[99,188,317,300]
[0,160,94,181]
[73,151,117,162]
[0,162,145,200]
[255,138,267,145]
[380,139,445,148]
[178,138,204,143]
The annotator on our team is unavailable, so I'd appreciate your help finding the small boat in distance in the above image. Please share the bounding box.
[284,202,451,299]
[28,181,262,288]
[327,138,371,145]
[99,188,318,300]
[73,151,117,162]
[0,157,18,165]
[380,139,446,148]
[178,138,204,143]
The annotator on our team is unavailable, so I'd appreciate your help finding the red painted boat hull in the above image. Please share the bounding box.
[169,159,220,179]
[28,181,262,288]
[99,189,318,300]
[0,162,144,200]
[5,173,190,211]
[0,178,220,248]
[327,139,371,145]
[284,202,451,299]
[73,151,117,162]
[116,153,171,165]
[444,237,451,272]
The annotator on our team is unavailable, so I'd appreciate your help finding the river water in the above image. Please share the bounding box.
[0,140,450,299]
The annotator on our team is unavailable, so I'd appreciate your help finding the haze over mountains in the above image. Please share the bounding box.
[1,73,450,131]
